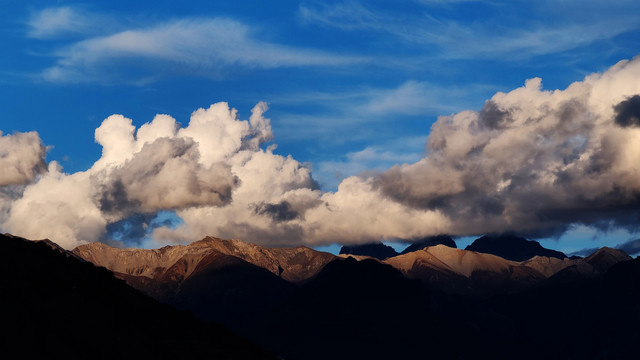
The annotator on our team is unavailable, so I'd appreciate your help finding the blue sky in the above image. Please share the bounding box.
[2,1,640,254]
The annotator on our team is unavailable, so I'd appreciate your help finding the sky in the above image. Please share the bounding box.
[2,0,640,255]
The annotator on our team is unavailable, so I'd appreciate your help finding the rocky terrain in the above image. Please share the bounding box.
[74,235,635,302]
[74,236,335,283]
[399,234,456,254]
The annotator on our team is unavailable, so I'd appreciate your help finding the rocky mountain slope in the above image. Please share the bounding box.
[385,245,545,295]
[0,233,276,359]
[74,236,633,301]
[73,236,335,326]
[400,234,456,254]
[74,236,335,283]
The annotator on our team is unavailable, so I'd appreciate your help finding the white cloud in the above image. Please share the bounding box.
[299,0,640,59]
[375,56,640,237]
[4,55,640,249]
[26,6,107,39]
[1,102,276,248]
[40,16,364,84]
[359,81,478,115]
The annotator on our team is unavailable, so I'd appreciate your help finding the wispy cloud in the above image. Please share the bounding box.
[271,80,494,143]
[34,11,364,84]
[358,80,482,115]
[26,6,109,39]
[299,0,640,59]
[314,137,425,190]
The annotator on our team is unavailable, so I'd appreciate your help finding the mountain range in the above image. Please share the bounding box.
[0,233,276,360]
[5,232,640,359]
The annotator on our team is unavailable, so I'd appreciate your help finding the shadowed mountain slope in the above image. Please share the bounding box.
[0,233,275,360]
[471,257,640,360]
[245,257,496,360]
[72,237,335,327]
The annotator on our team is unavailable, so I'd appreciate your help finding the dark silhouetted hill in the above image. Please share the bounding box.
[245,257,495,360]
[465,234,566,261]
[0,233,275,360]
[339,241,398,260]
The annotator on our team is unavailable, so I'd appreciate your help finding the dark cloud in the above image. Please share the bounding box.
[95,137,238,218]
[478,100,511,129]
[254,201,300,222]
[98,179,140,215]
[616,238,640,256]
[614,95,640,127]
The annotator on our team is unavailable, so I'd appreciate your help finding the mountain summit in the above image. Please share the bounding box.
[339,241,398,260]
[465,234,567,261]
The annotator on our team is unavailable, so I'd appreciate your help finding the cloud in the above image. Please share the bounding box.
[27,6,92,39]
[616,238,640,256]
[358,81,472,115]
[1,102,276,248]
[314,138,425,190]
[614,95,640,127]
[374,56,640,238]
[0,131,47,186]
[39,16,363,84]
[5,55,640,249]
[299,0,640,59]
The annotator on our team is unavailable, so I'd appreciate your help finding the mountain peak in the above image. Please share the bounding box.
[73,236,336,283]
[585,247,632,274]
[400,235,456,255]
[339,242,398,260]
[465,234,566,261]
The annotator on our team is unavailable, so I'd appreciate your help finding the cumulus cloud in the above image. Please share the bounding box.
[4,55,640,249]
[0,131,47,186]
[375,56,640,238]
[0,102,275,248]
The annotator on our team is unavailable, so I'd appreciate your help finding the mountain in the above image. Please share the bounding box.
[470,256,640,360]
[465,234,567,261]
[584,246,632,273]
[74,236,336,283]
[547,247,632,283]
[400,234,456,254]
[520,255,577,277]
[33,232,640,360]
[0,233,276,359]
[339,241,398,260]
[386,245,546,296]
[73,237,336,327]
[244,257,493,360]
